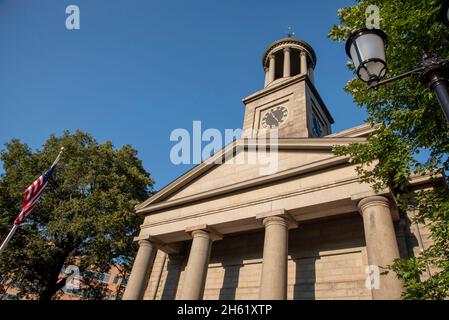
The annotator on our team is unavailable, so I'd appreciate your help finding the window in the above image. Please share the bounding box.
[274,51,284,80]
[291,49,301,76]
[3,293,18,300]
[65,288,83,296]
[82,271,110,283]
[310,101,327,137]
[101,273,110,283]
[113,275,120,284]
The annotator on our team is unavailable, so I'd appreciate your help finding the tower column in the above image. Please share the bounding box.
[264,67,269,87]
[358,196,403,299]
[180,226,222,300]
[268,54,276,83]
[122,239,157,300]
[283,47,291,77]
[300,51,308,76]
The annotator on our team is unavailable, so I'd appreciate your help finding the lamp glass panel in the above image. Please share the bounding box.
[358,67,370,82]
[355,33,386,61]
[359,60,385,82]
[349,44,361,69]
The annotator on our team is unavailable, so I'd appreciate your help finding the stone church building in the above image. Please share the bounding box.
[122,36,434,300]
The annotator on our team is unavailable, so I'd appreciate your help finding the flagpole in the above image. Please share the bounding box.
[0,147,64,255]
[51,147,65,167]
[0,224,19,254]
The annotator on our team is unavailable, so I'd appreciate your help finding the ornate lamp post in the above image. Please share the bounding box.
[345,27,449,123]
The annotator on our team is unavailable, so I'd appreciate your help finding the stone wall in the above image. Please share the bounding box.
[144,214,368,299]
[143,212,432,300]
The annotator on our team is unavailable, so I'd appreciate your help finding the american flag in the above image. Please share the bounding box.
[14,148,64,225]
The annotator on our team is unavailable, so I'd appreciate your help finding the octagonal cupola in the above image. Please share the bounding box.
[262,36,317,88]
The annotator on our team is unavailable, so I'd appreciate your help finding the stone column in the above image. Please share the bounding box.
[268,54,276,83]
[257,210,297,300]
[180,226,222,300]
[264,67,269,87]
[122,239,157,300]
[283,47,291,78]
[300,51,307,76]
[358,196,403,299]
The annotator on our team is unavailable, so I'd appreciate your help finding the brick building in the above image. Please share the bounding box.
[2,264,126,300]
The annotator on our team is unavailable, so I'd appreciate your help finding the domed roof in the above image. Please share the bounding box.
[262,37,317,69]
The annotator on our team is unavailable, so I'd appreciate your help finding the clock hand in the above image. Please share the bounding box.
[271,109,283,121]
[267,112,278,124]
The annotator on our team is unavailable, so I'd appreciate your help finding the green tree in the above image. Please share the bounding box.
[329,0,449,299]
[0,130,153,300]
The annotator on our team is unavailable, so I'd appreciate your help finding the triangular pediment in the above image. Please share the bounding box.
[136,131,370,214]
[165,148,336,201]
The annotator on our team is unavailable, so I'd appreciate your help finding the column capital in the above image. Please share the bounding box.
[358,196,390,213]
[262,216,288,228]
[256,209,298,229]
[137,239,155,247]
[134,234,162,245]
[269,54,276,60]
[185,224,223,241]
[133,234,184,254]
[283,46,291,53]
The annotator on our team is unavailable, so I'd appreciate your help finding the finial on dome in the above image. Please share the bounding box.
[286,26,295,38]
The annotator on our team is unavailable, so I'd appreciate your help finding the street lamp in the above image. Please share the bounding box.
[345,28,389,87]
[345,28,449,122]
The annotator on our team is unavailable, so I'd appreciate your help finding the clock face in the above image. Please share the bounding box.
[261,106,288,129]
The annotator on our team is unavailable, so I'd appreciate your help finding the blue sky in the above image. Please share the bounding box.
[0,0,367,190]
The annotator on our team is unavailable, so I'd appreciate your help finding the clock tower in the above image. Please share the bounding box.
[242,36,334,138]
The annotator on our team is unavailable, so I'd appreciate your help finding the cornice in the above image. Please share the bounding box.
[262,37,317,68]
[242,74,307,104]
[327,123,377,138]
[140,175,362,229]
